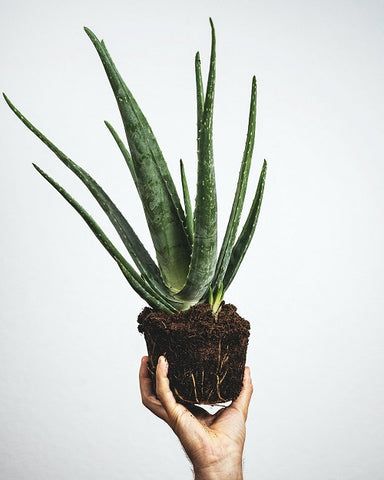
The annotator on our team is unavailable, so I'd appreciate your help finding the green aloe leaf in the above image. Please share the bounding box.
[195,51,204,128]
[212,76,257,292]
[3,94,175,302]
[33,163,177,313]
[211,282,224,314]
[176,18,217,303]
[104,120,138,187]
[179,159,193,242]
[223,160,267,292]
[84,28,191,292]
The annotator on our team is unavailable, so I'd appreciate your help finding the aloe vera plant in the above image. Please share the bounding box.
[4,19,266,317]
[4,19,268,405]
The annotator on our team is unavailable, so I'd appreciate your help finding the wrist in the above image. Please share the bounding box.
[193,459,243,480]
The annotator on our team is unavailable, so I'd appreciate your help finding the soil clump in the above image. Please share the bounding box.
[138,302,250,405]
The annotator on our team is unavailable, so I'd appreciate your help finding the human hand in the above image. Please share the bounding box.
[139,355,253,480]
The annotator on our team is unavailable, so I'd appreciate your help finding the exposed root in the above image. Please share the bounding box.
[218,369,228,385]
[221,352,229,370]
[206,388,215,403]
[191,373,199,404]
[148,341,157,371]
[216,375,226,402]
[174,387,195,405]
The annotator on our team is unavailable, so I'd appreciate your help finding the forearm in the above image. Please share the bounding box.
[192,453,243,480]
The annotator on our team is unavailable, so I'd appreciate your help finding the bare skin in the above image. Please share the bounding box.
[139,355,253,480]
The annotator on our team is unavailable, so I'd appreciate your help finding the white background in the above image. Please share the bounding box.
[1,0,383,478]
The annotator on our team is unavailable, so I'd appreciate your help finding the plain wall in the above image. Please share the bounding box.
[1,0,383,478]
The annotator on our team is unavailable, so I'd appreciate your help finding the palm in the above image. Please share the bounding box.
[172,399,247,463]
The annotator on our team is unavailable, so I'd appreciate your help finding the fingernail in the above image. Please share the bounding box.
[159,356,168,371]
[161,356,168,365]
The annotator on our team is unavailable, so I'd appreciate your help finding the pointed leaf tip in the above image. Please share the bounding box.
[83,26,98,42]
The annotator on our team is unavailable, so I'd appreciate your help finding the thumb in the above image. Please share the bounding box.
[155,356,188,429]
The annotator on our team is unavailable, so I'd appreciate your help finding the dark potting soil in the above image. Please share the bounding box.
[137,302,250,405]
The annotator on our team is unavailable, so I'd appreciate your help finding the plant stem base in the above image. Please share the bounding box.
[137,303,250,405]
